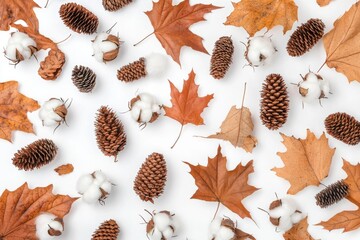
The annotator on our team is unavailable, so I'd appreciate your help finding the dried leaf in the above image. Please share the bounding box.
[54,164,74,176]
[185,145,258,219]
[0,183,77,239]
[317,0,332,6]
[343,160,360,206]
[284,218,314,240]
[207,106,257,153]
[164,70,213,148]
[0,81,39,142]
[140,0,220,64]
[272,130,335,194]
[225,0,298,36]
[322,2,360,83]
[235,228,255,240]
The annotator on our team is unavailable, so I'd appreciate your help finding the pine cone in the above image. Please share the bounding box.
[117,58,146,82]
[38,50,65,80]
[92,219,119,240]
[260,74,289,130]
[12,139,58,171]
[59,3,99,34]
[134,152,167,203]
[72,65,96,93]
[315,180,349,208]
[325,112,360,145]
[102,0,133,11]
[210,36,234,79]
[287,18,325,57]
[95,106,126,160]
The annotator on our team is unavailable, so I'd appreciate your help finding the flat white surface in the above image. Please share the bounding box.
[0,0,360,239]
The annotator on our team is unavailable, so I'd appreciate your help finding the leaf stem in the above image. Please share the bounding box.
[212,202,221,220]
[317,60,327,73]
[241,82,247,108]
[171,124,184,149]
[133,32,155,46]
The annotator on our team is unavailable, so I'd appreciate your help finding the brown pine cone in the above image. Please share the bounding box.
[260,74,289,130]
[72,65,96,93]
[38,49,65,80]
[134,152,167,203]
[92,219,119,240]
[210,36,234,79]
[117,57,146,82]
[315,180,349,208]
[59,3,99,34]
[325,112,360,145]
[12,139,58,171]
[103,0,133,11]
[95,106,126,160]
[287,18,325,57]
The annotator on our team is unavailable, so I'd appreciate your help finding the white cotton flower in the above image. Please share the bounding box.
[100,181,112,194]
[209,217,222,235]
[277,216,293,232]
[291,211,304,224]
[145,53,168,76]
[147,211,177,240]
[148,228,163,240]
[5,32,37,63]
[36,213,63,239]
[93,170,107,186]
[298,72,330,103]
[153,212,172,232]
[130,93,162,125]
[216,226,235,240]
[82,184,102,204]
[245,36,276,67]
[76,174,94,194]
[39,98,67,127]
[162,227,174,239]
[92,33,120,63]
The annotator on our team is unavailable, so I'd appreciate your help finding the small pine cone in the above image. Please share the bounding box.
[325,112,360,145]
[59,3,99,34]
[38,50,65,80]
[102,0,133,11]
[92,219,119,240]
[260,74,289,130]
[315,180,349,208]
[12,139,58,171]
[95,106,126,160]
[134,152,167,203]
[287,18,325,57]
[72,65,96,93]
[117,58,146,82]
[210,36,234,79]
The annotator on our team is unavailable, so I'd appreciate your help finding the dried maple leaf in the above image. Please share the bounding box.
[321,2,360,83]
[54,163,74,176]
[272,130,335,194]
[317,0,332,6]
[284,218,314,240]
[0,81,39,142]
[164,70,213,148]
[235,228,255,240]
[185,145,258,219]
[225,0,298,36]
[0,183,77,239]
[136,0,220,64]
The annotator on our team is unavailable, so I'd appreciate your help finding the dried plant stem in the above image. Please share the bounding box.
[134,32,155,46]
[213,202,221,220]
[171,124,184,149]
[236,82,247,144]
[317,60,327,73]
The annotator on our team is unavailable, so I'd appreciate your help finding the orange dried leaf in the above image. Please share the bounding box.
[0,81,39,142]
[185,145,258,219]
[0,183,77,239]
[225,0,298,36]
[54,164,74,176]
[272,130,335,194]
[317,0,332,6]
[284,218,314,240]
[342,160,360,206]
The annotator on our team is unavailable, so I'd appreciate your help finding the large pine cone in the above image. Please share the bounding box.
[260,74,289,130]
[103,0,133,11]
[134,152,167,203]
[92,219,119,240]
[117,58,146,82]
[72,65,96,93]
[210,36,234,79]
[95,106,126,160]
[315,180,349,208]
[287,18,325,57]
[325,112,360,145]
[59,3,99,34]
[12,139,58,171]
[38,50,65,80]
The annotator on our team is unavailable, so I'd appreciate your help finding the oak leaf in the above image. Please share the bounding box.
[54,164,74,176]
[138,0,220,64]
[284,218,314,240]
[185,145,258,219]
[164,70,213,148]
[0,81,39,142]
[225,0,298,36]
[322,2,360,83]
[0,183,77,239]
[317,0,332,7]
[272,130,335,194]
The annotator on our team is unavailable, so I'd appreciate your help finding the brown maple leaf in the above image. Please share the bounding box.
[135,0,221,65]
[185,145,258,219]
[317,0,332,6]
[284,217,314,240]
[320,2,360,83]
[272,129,335,194]
[225,0,298,36]
[164,70,213,148]
[0,183,77,239]
[0,81,39,142]
[54,163,74,176]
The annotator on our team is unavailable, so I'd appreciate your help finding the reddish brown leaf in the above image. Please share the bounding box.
[343,160,360,206]
[284,218,314,240]
[185,145,258,219]
[54,164,74,176]
[0,183,77,239]
[317,0,332,6]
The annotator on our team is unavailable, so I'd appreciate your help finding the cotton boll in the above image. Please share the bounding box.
[277,216,293,232]
[36,213,57,239]
[39,98,68,128]
[100,181,112,194]
[245,36,276,67]
[44,99,63,110]
[216,226,235,240]
[140,109,153,123]
[304,72,319,84]
[210,217,222,235]
[94,53,104,62]
[5,32,37,63]
[131,105,141,121]
[139,92,155,104]
[129,93,162,125]
[269,206,291,219]
[92,33,120,63]
[82,184,102,204]
[290,211,304,224]
[76,174,94,194]
[246,48,262,66]
[299,81,322,102]
[152,104,161,113]
[145,53,168,77]
[319,78,330,97]
[99,41,117,52]
[148,228,162,240]
[162,227,174,239]
[134,99,153,110]
[93,170,107,186]
[153,212,172,232]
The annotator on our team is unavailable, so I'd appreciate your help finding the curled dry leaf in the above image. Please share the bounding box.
[317,0,332,7]
[272,129,335,194]
[0,183,77,239]
[284,218,314,240]
[54,164,74,176]
[0,81,39,142]
[225,0,298,36]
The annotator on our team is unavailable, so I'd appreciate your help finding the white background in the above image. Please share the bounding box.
[0,0,360,239]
